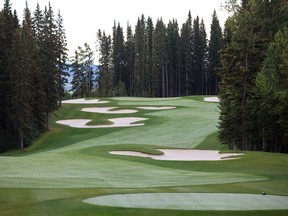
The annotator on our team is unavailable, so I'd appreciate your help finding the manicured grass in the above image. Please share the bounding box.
[0,96,287,216]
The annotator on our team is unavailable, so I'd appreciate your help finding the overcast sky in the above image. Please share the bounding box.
[10,0,229,57]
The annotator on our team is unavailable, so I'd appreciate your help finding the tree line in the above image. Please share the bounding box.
[0,0,68,152]
[71,11,223,98]
[218,0,288,153]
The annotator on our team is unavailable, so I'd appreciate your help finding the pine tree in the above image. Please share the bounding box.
[255,27,288,152]
[179,11,193,96]
[71,44,94,97]
[145,17,154,96]
[0,0,19,151]
[55,10,69,106]
[208,10,223,95]
[167,19,180,96]
[133,15,146,96]
[40,3,58,129]
[218,0,288,151]
[124,24,135,95]
[152,18,168,97]
[31,2,46,133]
[97,30,113,96]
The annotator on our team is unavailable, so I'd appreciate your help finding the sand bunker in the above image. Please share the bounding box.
[82,107,137,114]
[204,97,220,102]
[137,106,176,110]
[56,117,148,128]
[62,98,109,104]
[110,149,243,161]
[83,193,288,210]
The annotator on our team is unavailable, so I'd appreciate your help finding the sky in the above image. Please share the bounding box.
[10,0,230,57]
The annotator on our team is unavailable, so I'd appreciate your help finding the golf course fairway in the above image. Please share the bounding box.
[0,96,287,216]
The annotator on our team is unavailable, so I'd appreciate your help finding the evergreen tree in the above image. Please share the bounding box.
[208,10,223,95]
[112,22,125,87]
[145,17,154,96]
[179,11,193,95]
[255,27,288,152]
[0,0,19,151]
[97,30,113,96]
[40,3,59,129]
[167,19,180,96]
[71,43,94,97]
[55,10,69,106]
[124,24,135,95]
[152,18,168,97]
[70,50,84,97]
[218,0,288,151]
[10,3,35,149]
[133,15,146,96]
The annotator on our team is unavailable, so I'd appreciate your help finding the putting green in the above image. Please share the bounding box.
[83,193,288,210]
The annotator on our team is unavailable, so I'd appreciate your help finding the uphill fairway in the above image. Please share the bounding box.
[0,97,287,216]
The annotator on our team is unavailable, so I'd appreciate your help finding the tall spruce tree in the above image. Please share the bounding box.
[10,3,35,149]
[167,19,180,96]
[40,3,58,129]
[208,10,223,95]
[255,27,288,152]
[152,18,168,97]
[133,15,146,96]
[218,0,288,152]
[179,11,193,95]
[124,24,135,95]
[145,17,154,96]
[0,0,19,151]
[71,43,94,97]
[55,10,69,106]
[97,30,113,96]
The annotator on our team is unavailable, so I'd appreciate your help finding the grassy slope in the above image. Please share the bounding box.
[0,96,287,216]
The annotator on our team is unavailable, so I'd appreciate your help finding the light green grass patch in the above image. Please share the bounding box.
[84,193,288,210]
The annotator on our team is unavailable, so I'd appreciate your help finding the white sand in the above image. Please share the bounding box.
[137,106,176,110]
[110,149,243,161]
[82,107,137,114]
[62,98,109,104]
[56,117,148,128]
[204,97,220,102]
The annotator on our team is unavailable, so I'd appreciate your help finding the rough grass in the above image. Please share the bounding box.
[0,96,287,216]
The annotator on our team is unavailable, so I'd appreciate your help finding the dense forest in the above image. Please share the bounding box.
[218,0,288,153]
[71,11,223,98]
[0,0,68,152]
[1,0,288,153]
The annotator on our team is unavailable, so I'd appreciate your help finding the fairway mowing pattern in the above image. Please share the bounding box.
[84,193,288,210]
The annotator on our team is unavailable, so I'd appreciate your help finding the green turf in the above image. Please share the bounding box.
[0,96,287,216]
[84,193,288,210]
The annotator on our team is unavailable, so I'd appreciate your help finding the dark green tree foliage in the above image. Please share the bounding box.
[0,0,18,151]
[97,30,113,96]
[96,10,225,98]
[10,4,34,149]
[0,1,68,151]
[133,15,146,96]
[255,27,288,152]
[179,11,193,96]
[71,43,94,98]
[152,18,168,97]
[208,10,223,95]
[218,0,288,152]
[55,10,69,106]
[191,16,208,95]
[41,4,59,129]
[167,19,180,96]
[124,24,135,95]
[145,17,154,96]
[112,22,125,88]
